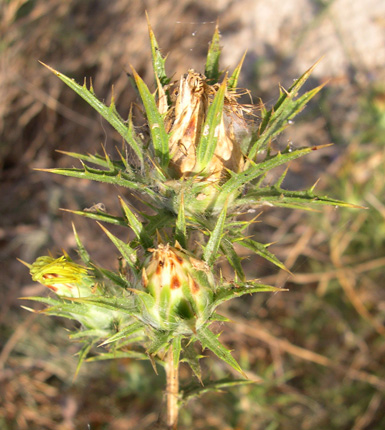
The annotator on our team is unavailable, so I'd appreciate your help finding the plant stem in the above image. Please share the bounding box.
[166,345,179,429]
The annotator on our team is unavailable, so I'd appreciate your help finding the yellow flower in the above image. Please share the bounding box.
[30,256,93,298]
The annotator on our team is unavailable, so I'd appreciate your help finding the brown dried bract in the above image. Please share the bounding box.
[163,70,248,181]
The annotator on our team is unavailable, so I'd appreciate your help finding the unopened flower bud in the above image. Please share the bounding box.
[139,243,214,331]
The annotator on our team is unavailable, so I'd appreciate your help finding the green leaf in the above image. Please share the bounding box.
[86,350,148,362]
[118,197,153,249]
[209,313,230,322]
[98,267,130,290]
[195,78,227,173]
[146,330,172,356]
[146,13,170,87]
[220,238,245,281]
[238,238,289,272]
[21,297,93,322]
[35,165,155,196]
[141,211,175,236]
[182,378,255,402]
[129,289,156,318]
[97,223,138,272]
[40,62,144,162]
[203,202,227,265]
[63,209,127,227]
[213,145,330,212]
[205,24,221,84]
[172,336,183,368]
[213,282,282,307]
[57,150,125,170]
[175,193,187,248]
[131,67,170,169]
[237,187,361,211]
[75,341,94,377]
[196,325,246,378]
[72,223,91,265]
[69,296,135,313]
[248,63,324,159]
[70,329,108,340]
[181,340,203,383]
[228,52,246,89]
[100,321,144,346]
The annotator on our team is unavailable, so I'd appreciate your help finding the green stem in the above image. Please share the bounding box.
[166,345,179,429]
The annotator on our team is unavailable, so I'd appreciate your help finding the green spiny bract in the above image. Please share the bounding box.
[25,23,356,378]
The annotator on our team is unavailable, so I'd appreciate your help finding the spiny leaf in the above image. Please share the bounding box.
[213,282,283,308]
[182,378,255,402]
[237,187,364,211]
[75,341,94,378]
[175,193,187,248]
[248,62,325,159]
[125,111,145,165]
[195,78,227,173]
[213,145,331,211]
[40,62,144,161]
[146,12,170,87]
[128,289,156,318]
[99,321,144,346]
[209,313,230,323]
[205,24,221,84]
[63,209,127,227]
[118,197,153,249]
[70,329,108,340]
[57,150,125,169]
[141,211,175,236]
[220,238,245,281]
[86,350,148,362]
[259,60,322,135]
[203,202,227,266]
[196,326,246,378]
[172,336,183,368]
[146,330,172,356]
[72,223,91,265]
[181,340,203,383]
[34,166,155,195]
[131,66,170,169]
[228,51,246,89]
[97,222,138,272]
[68,296,135,313]
[238,238,289,273]
[98,267,130,290]
[20,296,91,320]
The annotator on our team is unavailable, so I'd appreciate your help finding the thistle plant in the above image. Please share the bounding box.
[23,21,355,429]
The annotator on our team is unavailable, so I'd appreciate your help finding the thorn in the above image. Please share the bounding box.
[148,354,158,375]
[156,230,163,245]
[17,258,31,269]
[310,178,321,192]
[39,60,61,77]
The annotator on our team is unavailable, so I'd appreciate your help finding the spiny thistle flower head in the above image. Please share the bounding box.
[137,243,214,332]
[164,70,246,181]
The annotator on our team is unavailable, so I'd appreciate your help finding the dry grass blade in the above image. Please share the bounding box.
[225,313,385,391]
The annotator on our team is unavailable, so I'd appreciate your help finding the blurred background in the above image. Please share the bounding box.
[1,1,385,429]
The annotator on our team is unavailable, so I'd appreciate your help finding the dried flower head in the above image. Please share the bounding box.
[165,70,248,181]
